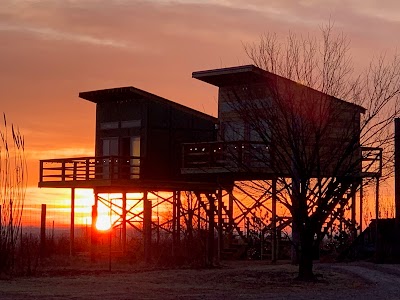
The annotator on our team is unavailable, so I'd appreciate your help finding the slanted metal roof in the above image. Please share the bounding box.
[79,86,218,123]
[192,65,269,87]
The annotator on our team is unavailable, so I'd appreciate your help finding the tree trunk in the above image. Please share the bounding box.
[291,221,300,264]
[297,230,315,281]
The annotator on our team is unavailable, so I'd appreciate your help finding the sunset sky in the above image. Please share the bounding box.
[1,0,399,225]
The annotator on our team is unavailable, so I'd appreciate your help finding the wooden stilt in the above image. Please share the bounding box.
[228,190,234,246]
[351,184,356,239]
[375,177,380,261]
[177,191,181,246]
[359,180,363,234]
[91,193,98,262]
[70,188,75,256]
[143,192,152,263]
[271,178,277,263]
[207,194,215,266]
[122,192,127,254]
[217,188,223,263]
[172,191,177,257]
[394,118,400,258]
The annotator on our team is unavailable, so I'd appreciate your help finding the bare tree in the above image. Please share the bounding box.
[222,24,400,280]
[0,114,27,274]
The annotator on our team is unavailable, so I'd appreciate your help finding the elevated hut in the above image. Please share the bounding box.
[38,65,382,263]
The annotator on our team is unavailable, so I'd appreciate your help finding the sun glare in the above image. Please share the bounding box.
[96,216,111,231]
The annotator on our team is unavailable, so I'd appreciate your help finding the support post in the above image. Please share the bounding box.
[207,194,215,266]
[70,188,75,256]
[271,178,277,263]
[172,191,177,257]
[351,184,356,240]
[91,193,98,262]
[122,192,127,254]
[40,204,46,259]
[395,118,400,258]
[228,190,234,246]
[375,177,381,262]
[217,188,223,263]
[228,190,234,231]
[177,191,181,246]
[197,196,201,230]
[359,180,363,234]
[143,192,152,263]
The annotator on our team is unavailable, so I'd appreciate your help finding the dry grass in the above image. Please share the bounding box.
[0,259,372,300]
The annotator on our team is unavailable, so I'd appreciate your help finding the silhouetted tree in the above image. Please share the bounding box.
[224,24,400,280]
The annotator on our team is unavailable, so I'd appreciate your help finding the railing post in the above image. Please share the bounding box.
[39,160,44,182]
[86,159,90,180]
[61,161,66,181]
[110,157,114,180]
[73,162,77,181]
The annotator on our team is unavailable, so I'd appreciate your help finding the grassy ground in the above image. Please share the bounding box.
[0,259,373,300]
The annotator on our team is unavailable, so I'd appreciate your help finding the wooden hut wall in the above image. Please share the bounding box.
[145,101,216,180]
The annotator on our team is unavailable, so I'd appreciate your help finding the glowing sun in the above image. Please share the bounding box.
[96,216,111,231]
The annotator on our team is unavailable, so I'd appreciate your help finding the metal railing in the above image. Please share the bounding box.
[361,147,382,177]
[39,156,141,182]
[182,142,382,177]
[182,141,269,169]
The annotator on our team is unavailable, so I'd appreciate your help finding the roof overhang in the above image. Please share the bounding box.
[193,64,366,113]
[192,65,269,87]
[79,87,139,104]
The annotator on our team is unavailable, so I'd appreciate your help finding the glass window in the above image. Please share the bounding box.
[100,122,119,130]
[121,120,141,128]
[224,121,245,141]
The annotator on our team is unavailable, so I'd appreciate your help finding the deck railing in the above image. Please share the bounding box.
[182,141,269,169]
[182,141,382,178]
[361,147,382,177]
[39,156,141,182]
